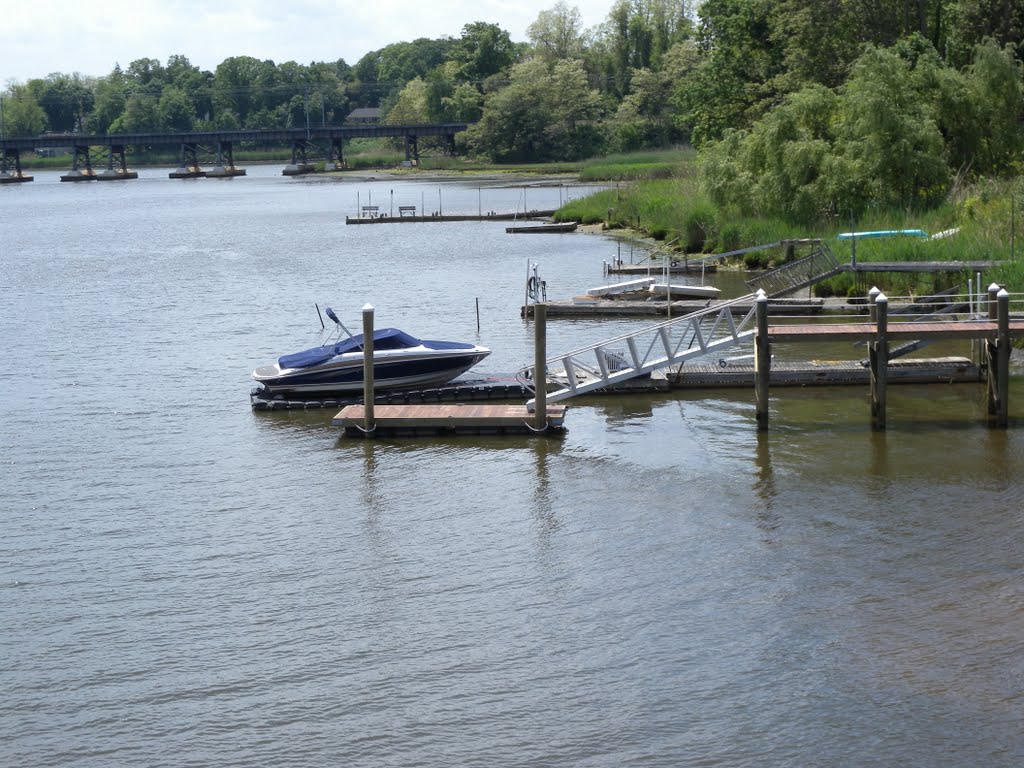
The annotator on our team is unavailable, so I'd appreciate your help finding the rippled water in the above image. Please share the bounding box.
[2,166,1022,767]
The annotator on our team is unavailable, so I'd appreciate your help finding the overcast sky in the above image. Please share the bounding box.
[3,0,612,84]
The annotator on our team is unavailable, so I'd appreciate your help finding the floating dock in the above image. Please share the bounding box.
[527,296,830,318]
[332,403,567,436]
[345,210,557,225]
[250,356,980,412]
[671,356,980,388]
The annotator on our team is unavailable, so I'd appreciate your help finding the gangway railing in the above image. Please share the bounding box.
[524,293,760,409]
[745,242,842,297]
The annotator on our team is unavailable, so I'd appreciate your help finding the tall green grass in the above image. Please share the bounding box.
[558,152,1024,296]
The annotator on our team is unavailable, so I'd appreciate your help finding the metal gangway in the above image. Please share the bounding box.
[745,242,843,297]
[524,293,760,409]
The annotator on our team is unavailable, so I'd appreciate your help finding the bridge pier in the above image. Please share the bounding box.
[283,140,315,175]
[405,134,419,165]
[0,148,33,183]
[323,138,346,171]
[206,141,246,178]
[96,144,138,180]
[170,143,206,178]
[60,145,97,181]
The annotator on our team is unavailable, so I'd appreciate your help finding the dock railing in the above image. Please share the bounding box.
[525,293,759,409]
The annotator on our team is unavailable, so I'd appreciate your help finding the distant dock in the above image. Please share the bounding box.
[345,209,557,225]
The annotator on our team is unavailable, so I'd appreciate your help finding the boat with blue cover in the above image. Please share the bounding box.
[251,308,490,397]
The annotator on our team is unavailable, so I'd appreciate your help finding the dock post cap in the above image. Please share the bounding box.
[868,286,881,297]
[997,288,1009,298]
[988,283,1001,292]
[362,303,374,312]
[875,292,888,303]
[755,289,768,301]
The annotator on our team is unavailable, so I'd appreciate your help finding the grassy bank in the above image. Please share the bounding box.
[555,153,1024,297]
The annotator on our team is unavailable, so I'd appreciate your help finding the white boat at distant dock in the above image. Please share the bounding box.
[648,283,721,299]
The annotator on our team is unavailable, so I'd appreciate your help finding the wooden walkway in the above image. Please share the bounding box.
[332,403,567,436]
[768,319,1024,342]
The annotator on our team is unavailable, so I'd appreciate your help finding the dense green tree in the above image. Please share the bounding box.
[441,82,484,122]
[85,66,129,133]
[157,86,197,131]
[596,0,694,96]
[1,84,48,136]
[27,73,94,133]
[452,22,517,82]
[528,2,589,62]
[353,38,454,107]
[680,0,785,144]
[384,77,431,124]
[465,58,604,162]
[943,0,1024,65]
[615,40,700,149]
[109,92,160,133]
[126,57,167,88]
[212,56,277,125]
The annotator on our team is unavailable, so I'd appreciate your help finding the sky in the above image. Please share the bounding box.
[2,0,612,84]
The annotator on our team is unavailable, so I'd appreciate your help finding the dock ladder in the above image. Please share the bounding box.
[525,293,760,409]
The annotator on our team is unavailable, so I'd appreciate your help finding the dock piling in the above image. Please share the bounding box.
[534,303,548,430]
[754,290,770,431]
[361,304,376,435]
[987,288,1011,427]
[870,292,889,431]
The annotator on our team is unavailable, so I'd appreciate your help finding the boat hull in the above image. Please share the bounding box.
[253,350,490,396]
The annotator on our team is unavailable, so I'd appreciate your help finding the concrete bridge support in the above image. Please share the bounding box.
[283,140,315,175]
[206,141,246,178]
[60,145,97,181]
[97,144,138,180]
[170,143,206,178]
[323,138,345,171]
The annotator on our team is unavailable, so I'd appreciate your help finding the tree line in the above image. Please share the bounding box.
[2,0,1022,220]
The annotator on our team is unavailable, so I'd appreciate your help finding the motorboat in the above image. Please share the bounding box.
[251,308,490,397]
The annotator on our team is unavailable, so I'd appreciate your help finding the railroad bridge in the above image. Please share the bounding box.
[0,123,469,183]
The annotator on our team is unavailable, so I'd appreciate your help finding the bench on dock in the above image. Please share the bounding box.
[398,206,416,217]
[361,205,380,217]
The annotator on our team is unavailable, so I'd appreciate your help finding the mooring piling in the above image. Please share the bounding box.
[533,302,548,431]
[987,288,1011,428]
[754,289,770,431]
[870,292,889,431]
[361,303,376,435]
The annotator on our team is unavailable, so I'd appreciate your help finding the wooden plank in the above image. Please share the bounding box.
[332,403,568,435]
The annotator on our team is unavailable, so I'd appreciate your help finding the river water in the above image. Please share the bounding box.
[2,165,1022,767]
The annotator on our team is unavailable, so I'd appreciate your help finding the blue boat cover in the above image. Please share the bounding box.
[278,328,473,370]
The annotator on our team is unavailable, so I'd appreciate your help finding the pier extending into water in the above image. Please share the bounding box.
[754,285,1022,430]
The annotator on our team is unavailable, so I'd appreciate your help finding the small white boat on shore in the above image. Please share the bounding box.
[648,283,721,299]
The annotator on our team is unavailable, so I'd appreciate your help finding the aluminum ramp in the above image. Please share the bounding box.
[526,293,759,410]
[745,242,843,297]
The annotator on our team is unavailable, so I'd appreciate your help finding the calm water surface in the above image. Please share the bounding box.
[2,166,1022,767]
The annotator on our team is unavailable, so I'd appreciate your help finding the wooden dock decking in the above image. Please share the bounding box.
[767,319,1024,342]
[332,403,568,436]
